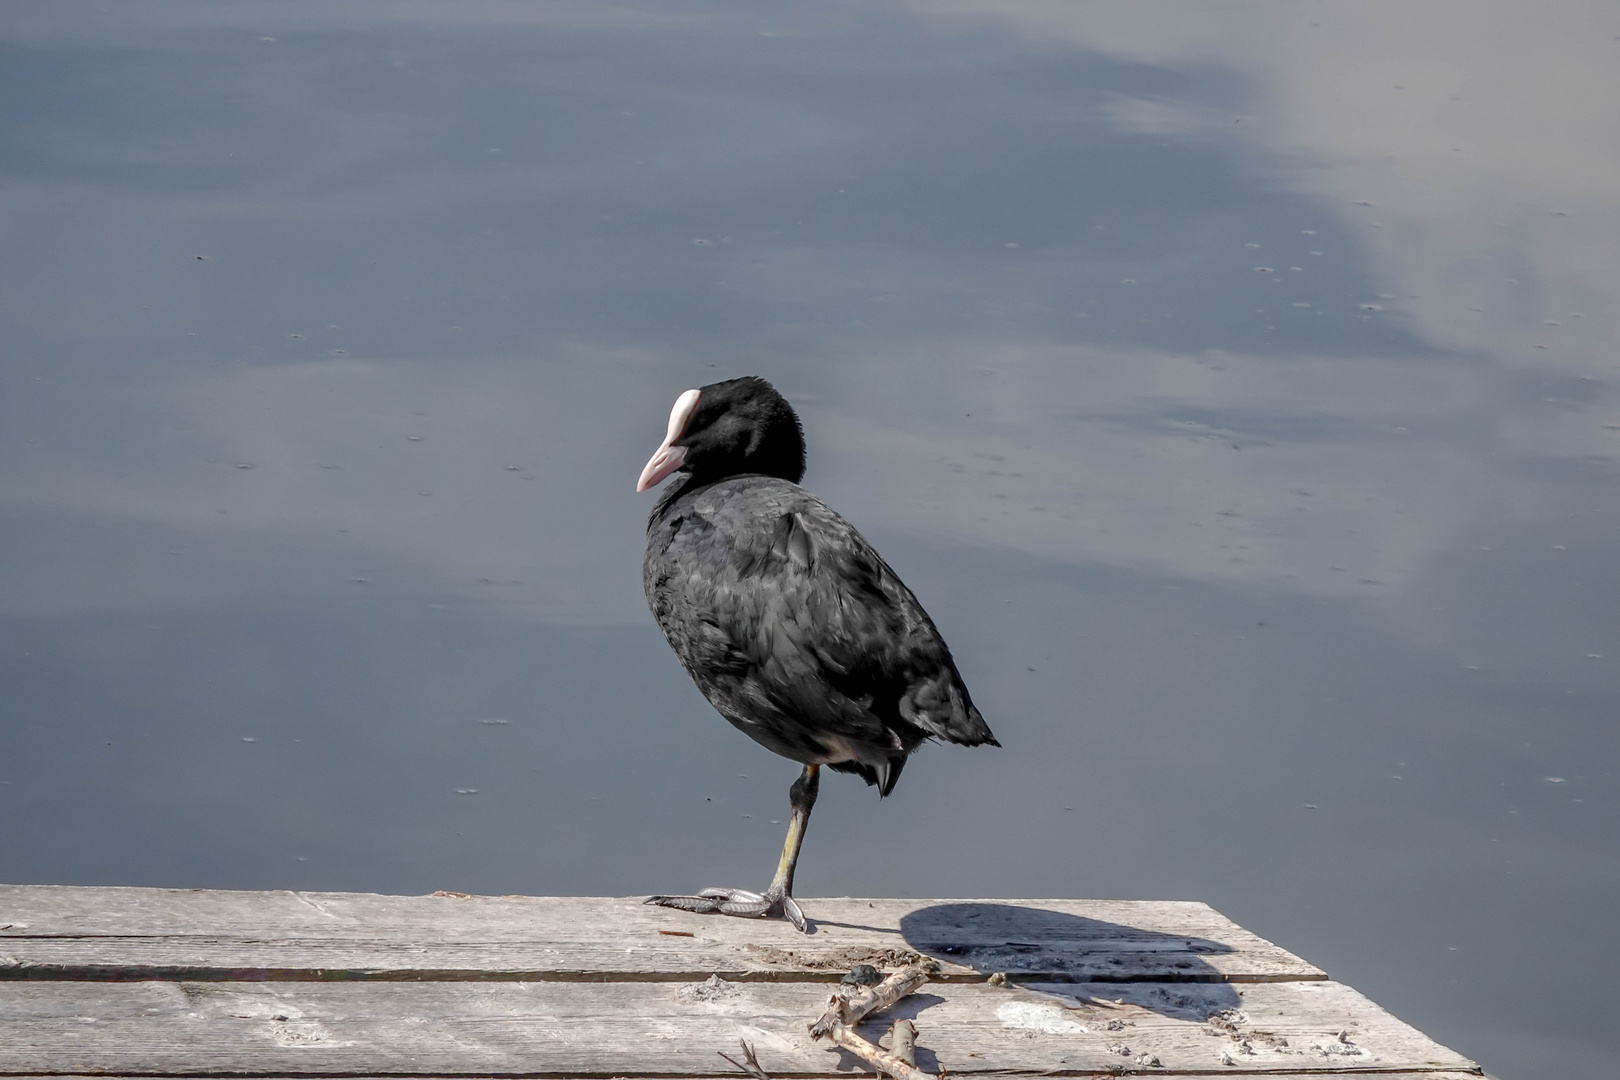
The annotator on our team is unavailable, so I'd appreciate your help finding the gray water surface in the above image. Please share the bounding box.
[2,4,1617,1078]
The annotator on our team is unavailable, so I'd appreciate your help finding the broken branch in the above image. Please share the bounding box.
[810,960,935,1037]
[717,1038,771,1080]
[826,1021,932,1080]
[890,1018,916,1066]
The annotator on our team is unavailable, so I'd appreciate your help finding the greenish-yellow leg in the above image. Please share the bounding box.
[646,764,820,932]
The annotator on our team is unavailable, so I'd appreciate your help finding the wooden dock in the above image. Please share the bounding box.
[0,885,1478,1078]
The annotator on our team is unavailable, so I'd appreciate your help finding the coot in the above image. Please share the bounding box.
[636,377,997,931]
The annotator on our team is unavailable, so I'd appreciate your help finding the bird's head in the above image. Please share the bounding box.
[636,376,806,492]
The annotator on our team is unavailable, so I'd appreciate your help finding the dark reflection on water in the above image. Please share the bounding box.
[1,5,1616,1079]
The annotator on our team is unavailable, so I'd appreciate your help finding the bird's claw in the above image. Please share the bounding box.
[645,888,808,932]
[780,893,807,933]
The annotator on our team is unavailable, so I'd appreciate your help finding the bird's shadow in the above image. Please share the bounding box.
[823,903,1247,1073]
[899,903,1245,1018]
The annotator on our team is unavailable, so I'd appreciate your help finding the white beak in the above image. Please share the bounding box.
[636,388,701,492]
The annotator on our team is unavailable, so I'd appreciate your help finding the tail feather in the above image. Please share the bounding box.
[826,754,908,797]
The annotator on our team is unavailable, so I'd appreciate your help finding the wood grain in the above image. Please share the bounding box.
[0,886,1475,1077]
[0,887,1322,983]
[0,978,1476,1076]
[0,1075,1488,1080]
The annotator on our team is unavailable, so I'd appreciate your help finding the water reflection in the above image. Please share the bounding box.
[0,5,1615,1079]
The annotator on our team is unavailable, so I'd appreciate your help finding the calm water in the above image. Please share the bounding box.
[2,3,1617,1076]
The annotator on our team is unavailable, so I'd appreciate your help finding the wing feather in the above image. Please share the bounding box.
[645,479,995,774]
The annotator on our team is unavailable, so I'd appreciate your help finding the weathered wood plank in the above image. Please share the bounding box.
[0,887,1321,983]
[0,978,1477,1076]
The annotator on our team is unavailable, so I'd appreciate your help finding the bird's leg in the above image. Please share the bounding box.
[645,764,819,932]
[764,763,818,929]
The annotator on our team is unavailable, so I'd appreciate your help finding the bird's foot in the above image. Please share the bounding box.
[645,887,808,932]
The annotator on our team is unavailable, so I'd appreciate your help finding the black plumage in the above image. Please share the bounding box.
[637,376,996,930]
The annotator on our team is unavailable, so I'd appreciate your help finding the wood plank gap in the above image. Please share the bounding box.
[0,1070,1487,1079]
[0,965,1329,985]
[0,1064,1481,1076]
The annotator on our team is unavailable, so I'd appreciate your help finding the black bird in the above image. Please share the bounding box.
[636,377,998,931]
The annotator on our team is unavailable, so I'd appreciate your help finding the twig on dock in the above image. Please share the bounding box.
[717,1038,772,1080]
[808,961,940,1079]
[809,959,936,1038]
[890,1018,916,1066]
[825,1022,933,1080]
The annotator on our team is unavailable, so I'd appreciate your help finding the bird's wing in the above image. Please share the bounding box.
[665,487,993,750]
[779,500,995,748]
